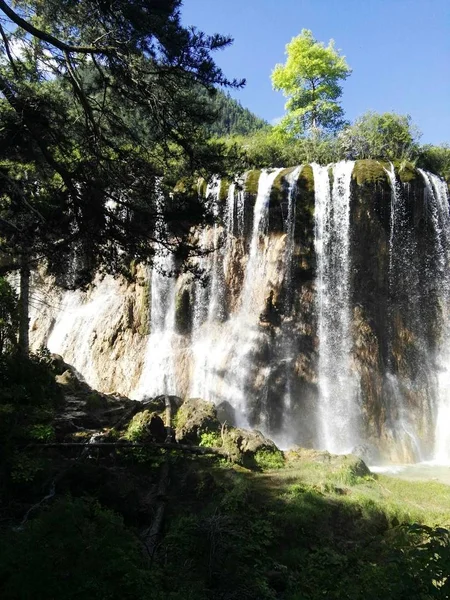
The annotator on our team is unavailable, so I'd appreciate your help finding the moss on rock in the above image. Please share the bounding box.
[137,279,151,335]
[396,161,420,183]
[198,177,207,198]
[219,178,231,203]
[123,409,155,441]
[268,167,298,234]
[244,169,261,196]
[175,398,221,444]
[222,428,281,469]
[353,160,389,186]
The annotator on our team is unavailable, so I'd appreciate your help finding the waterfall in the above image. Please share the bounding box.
[29,159,450,464]
[418,171,450,463]
[190,178,224,399]
[283,166,302,314]
[278,166,302,444]
[190,168,283,425]
[133,187,179,399]
[45,276,124,389]
[313,161,360,453]
[220,168,283,424]
[133,253,178,398]
[383,164,424,460]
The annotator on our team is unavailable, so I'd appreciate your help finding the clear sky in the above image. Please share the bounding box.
[181,0,449,144]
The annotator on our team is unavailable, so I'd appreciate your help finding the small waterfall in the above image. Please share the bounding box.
[133,187,179,399]
[190,169,283,425]
[46,276,125,389]
[278,166,302,444]
[418,171,450,462]
[384,164,430,462]
[283,167,302,314]
[190,178,224,399]
[314,161,360,453]
[133,252,178,398]
[221,168,283,424]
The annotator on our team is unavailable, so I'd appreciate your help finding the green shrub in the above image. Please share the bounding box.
[199,431,222,447]
[254,448,285,470]
[0,497,150,599]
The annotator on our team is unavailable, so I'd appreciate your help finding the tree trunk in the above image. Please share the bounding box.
[18,256,30,356]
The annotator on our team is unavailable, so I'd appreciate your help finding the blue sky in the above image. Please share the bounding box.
[181,0,449,144]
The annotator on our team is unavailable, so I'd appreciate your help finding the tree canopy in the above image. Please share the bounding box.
[0,0,244,281]
[271,29,351,137]
[0,0,245,352]
[339,111,421,161]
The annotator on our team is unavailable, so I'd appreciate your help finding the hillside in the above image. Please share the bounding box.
[205,89,269,136]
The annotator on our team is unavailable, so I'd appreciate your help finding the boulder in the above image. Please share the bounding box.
[175,398,221,444]
[56,369,90,393]
[222,428,281,468]
[216,400,236,426]
[50,354,74,376]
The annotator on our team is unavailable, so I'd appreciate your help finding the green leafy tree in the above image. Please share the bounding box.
[339,111,421,161]
[418,143,450,183]
[271,29,351,137]
[0,0,243,354]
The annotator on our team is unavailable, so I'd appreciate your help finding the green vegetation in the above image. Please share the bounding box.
[0,497,150,600]
[272,29,352,136]
[418,144,450,184]
[254,448,285,470]
[1,440,450,599]
[204,90,269,137]
[340,111,421,161]
[0,0,243,354]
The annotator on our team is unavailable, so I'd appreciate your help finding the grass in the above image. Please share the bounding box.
[253,458,450,527]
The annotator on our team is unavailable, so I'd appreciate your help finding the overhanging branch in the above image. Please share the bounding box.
[0,0,114,54]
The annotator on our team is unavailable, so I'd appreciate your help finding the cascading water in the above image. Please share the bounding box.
[278,166,302,443]
[190,178,225,399]
[45,276,124,390]
[190,168,283,426]
[384,164,425,460]
[133,253,178,398]
[418,170,450,462]
[133,187,179,399]
[219,168,283,425]
[313,161,360,454]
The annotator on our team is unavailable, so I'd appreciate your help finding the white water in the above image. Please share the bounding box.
[418,171,450,463]
[46,276,124,389]
[133,253,178,398]
[133,186,179,399]
[190,168,283,426]
[384,164,425,460]
[279,167,302,441]
[313,161,360,453]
